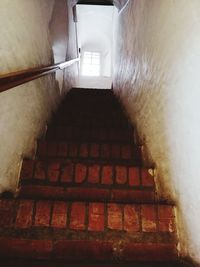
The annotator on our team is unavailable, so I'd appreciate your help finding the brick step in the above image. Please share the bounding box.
[46,126,133,142]
[0,238,177,262]
[0,259,190,267]
[20,160,154,189]
[0,199,175,237]
[37,141,140,162]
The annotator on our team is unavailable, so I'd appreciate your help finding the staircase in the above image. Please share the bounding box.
[0,88,188,266]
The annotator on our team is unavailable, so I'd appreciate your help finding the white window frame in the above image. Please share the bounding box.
[81,51,101,77]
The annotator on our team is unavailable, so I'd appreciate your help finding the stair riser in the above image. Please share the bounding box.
[19,185,155,203]
[46,127,133,142]
[0,261,186,267]
[0,238,177,262]
[37,142,140,162]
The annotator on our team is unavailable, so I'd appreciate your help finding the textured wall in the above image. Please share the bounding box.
[0,0,77,193]
[114,0,200,263]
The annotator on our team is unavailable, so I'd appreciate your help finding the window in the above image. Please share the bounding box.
[81,51,100,76]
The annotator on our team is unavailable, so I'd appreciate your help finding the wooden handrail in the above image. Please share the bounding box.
[0,58,79,93]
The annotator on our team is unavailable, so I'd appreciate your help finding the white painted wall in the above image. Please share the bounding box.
[114,0,200,264]
[75,4,117,89]
[50,0,78,92]
[0,0,77,193]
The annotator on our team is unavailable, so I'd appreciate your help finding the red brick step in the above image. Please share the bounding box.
[20,159,154,188]
[46,126,133,142]
[0,88,180,265]
[19,159,155,202]
[36,141,140,162]
[0,199,175,234]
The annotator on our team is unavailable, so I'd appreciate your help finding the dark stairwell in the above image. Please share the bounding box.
[0,88,192,267]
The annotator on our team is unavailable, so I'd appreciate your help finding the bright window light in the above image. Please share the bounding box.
[81,51,100,76]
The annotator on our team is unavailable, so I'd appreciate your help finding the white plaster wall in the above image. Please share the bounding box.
[0,0,77,193]
[50,0,78,92]
[63,2,79,93]
[114,0,200,264]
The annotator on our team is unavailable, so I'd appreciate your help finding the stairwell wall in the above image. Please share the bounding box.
[113,0,200,264]
[0,0,77,193]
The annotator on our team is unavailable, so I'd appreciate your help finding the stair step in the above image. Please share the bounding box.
[20,159,154,188]
[0,199,175,235]
[20,158,155,202]
[37,141,140,162]
[46,126,133,142]
[0,197,176,262]
[0,88,180,264]
[19,185,155,203]
[0,238,177,262]
[52,114,130,128]
[51,89,130,127]
[51,109,130,124]
[0,260,190,267]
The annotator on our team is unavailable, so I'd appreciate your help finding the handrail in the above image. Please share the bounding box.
[0,58,79,93]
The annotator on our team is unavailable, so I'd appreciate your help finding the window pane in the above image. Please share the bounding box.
[83,57,91,64]
[92,58,100,64]
[82,51,100,76]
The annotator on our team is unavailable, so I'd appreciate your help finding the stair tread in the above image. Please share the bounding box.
[0,198,175,238]
[20,159,154,188]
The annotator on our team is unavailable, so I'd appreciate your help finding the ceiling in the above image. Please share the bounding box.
[77,0,113,5]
